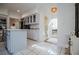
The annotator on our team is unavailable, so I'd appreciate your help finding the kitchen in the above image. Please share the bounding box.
[0,3,60,55]
[0,4,43,55]
[0,3,75,55]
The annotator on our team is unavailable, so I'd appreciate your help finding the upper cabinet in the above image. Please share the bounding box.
[23,13,39,25]
[33,14,36,23]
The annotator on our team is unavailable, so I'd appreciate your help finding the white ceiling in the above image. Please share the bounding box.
[0,3,54,15]
[0,3,38,14]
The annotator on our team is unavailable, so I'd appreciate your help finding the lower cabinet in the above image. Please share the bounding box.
[6,30,27,54]
[27,29,39,41]
[32,30,39,41]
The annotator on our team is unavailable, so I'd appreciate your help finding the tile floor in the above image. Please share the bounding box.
[15,39,63,55]
[0,42,9,55]
[0,39,64,55]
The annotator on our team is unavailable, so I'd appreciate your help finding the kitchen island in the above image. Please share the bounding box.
[4,29,27,54]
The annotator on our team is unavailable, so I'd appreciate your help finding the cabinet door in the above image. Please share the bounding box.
[33,14,39,23]
[32,30,39,41]
[33,15,36,23]
[27,29,31,39]
[30,16,32,23]
[29,30,33,40]
[34,30,39,41]
[25,17,28,24]
[27,17,29,23]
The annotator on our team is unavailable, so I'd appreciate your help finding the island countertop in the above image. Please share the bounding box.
[4,29,27,31]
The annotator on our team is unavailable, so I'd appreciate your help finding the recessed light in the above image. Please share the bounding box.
[17,10,20,12]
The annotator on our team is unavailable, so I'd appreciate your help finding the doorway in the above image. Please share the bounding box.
[45,18,58,44]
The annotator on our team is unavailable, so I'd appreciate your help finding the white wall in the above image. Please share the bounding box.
[8,11,21,19]
[22,9,37,17]
[57,4,75,47]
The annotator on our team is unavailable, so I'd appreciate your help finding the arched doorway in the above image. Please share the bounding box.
[47,18,58,44]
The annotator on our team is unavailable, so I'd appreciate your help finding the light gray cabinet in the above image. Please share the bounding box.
[27,29,39,41]
[6,29,27,54]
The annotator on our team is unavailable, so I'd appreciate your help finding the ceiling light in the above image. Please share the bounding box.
[17,10,20,12]
[51,6,58,14]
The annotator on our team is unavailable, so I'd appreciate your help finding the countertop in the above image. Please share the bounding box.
[4,29,27,31]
